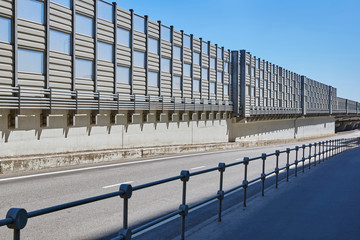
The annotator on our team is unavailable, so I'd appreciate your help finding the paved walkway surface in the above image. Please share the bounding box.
[187,146,360,240]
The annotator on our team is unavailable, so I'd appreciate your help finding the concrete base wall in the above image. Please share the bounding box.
[0,109,335,159]
[230,116,335,142]
[0,109,230,158]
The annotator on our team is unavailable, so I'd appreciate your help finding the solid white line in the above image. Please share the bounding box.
[190,166,206,171]
[0,143,298,183]
[102,181,133,189]
[0,149,245,182]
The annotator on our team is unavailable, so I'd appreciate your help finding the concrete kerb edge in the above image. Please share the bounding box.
[0,134,336,175]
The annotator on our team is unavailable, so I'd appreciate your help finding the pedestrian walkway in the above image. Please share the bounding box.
[186,147,360,240]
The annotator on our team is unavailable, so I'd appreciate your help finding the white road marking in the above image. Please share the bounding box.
[0,141,315,183]
[190,166,206,171]
[102,181,134,189]
[0,148,251,183]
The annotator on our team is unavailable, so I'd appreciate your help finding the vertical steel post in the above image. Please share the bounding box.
[180,30,184,98]
[326,140,329,160]
[94,0,98,93]
[261,153,266,196]
[221,46,225,102]
[295,146,299,177]
[313,143,317,166]
[158,21,162,96]
[302,144,306,173]
[71,0,76,91]
[318,142,321,164]
[308,144,312,169]
[208,41,211,101]
[275,150,280,188]
[199,38,203,99]
[286,148,290,182]
[243,157,249,207]
[170,26,174,98]
[130,10,134,95]
[144,15,149,96]
[119,184,133,240]
[13,0,18,87]
[14,229,20,240]
[45,0,50,89]
[113,2,118,94]
[217,163,225,222]
[180,170,190,240]
[190,34,194,99]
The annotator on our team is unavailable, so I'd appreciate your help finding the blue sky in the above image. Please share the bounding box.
[115,0,360,102]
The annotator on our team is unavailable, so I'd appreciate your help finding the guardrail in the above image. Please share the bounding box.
[1,137,359,240]
[0,86,233,112]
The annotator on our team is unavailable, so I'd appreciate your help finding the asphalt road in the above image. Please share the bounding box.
[0,130,359,240]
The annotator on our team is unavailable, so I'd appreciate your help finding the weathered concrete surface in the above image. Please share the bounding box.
[230,116,335,142]
[186,146,360,240]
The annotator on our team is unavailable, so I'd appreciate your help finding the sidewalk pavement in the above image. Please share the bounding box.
[186,147,360,240]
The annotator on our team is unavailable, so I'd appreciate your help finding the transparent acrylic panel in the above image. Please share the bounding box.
[161,58,171,73]
[50,30,71,54]
[184,64,191,77]
[117,66,130,84]
[98,41,113,62]
[0,17,11,43]
[173,76,181,89]
[148,71,159,87]
[148,38,159,54]
[18,49,44,74]
[76,14,93,37]
[76,59,93,79]
[51,0,70,8]
[98,0,113,22]
[133,51,145,68]
[117,28,130,47]
[134,15,145,33]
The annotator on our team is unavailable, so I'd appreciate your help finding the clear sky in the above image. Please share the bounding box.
[115,0,360,102]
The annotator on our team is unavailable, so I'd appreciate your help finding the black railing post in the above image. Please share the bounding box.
[275,150,280,188]
[302,144,306,173]
[6,208,28,240]
[313,143,317,167]
[119,184,133,240]
[286,148,290,182]
[295,146,299,177]
[326,140,329,160]
[217,163,226,222]
[318,142,321,164]
[308,144,312,169]
[180,170,190,240]
[261,153,266,196]
[243,157,249,207]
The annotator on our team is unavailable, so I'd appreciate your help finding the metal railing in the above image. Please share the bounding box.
[0,86,233,112]
[1,137,359,240]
